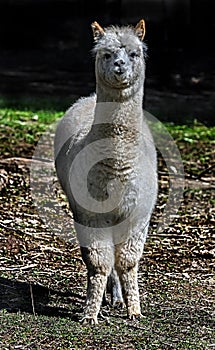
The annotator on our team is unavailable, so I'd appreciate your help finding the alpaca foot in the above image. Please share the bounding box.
[81,311,110,325]
[127,304,143,320]
[80,315,98,325]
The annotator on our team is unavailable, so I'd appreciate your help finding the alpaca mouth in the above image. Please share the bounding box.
[114,69,131,84]
[102,72,131,89]
[114,74,131,88]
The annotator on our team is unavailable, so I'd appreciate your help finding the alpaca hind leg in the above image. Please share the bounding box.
[107,268,124,307]
[81,245,114,324]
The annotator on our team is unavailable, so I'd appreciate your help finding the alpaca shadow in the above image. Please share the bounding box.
[0,277,84,320]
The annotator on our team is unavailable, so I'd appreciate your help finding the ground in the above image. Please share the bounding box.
[0,107,214,349]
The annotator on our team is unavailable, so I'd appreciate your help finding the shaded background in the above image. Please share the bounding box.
[0,0,214,125]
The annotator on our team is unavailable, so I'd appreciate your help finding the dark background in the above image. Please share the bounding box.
[0,0,214,125]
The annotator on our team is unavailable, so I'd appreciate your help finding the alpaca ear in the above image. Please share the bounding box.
[134,19,146,41]
[91,21,105,42]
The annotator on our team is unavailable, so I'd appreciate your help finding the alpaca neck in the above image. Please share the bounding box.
[94,82,144,129]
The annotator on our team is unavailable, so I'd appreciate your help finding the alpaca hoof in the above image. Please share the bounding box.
[81,316,98,325]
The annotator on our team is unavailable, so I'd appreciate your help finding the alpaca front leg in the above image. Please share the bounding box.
[84,271,109,324]
[115,238,145,319]
[81,245,114,324]
[117,264,141,318]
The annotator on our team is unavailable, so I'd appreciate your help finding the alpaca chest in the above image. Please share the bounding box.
[67,119,157,232]
[71,143,155,227]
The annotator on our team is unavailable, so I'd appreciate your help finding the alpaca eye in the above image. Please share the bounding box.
[104,53,111,59]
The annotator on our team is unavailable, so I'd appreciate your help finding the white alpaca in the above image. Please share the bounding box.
[54,20,157,324]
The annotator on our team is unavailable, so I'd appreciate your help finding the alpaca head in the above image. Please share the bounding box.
[91,20,147,96]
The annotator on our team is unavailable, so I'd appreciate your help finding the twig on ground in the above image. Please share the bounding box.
[29,283,36,317]
[0,264,37,271]
[0,157,54,165]
[197,164,215,179]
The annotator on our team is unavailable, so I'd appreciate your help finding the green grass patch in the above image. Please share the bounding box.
[0,108,63,141]
[1,106,214,164]
[1,107,214,144]
[0,108,63,157]
[165,121,215,143]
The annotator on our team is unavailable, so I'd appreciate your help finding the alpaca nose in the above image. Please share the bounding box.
[114,58,126,75]
[114,58,125,67]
